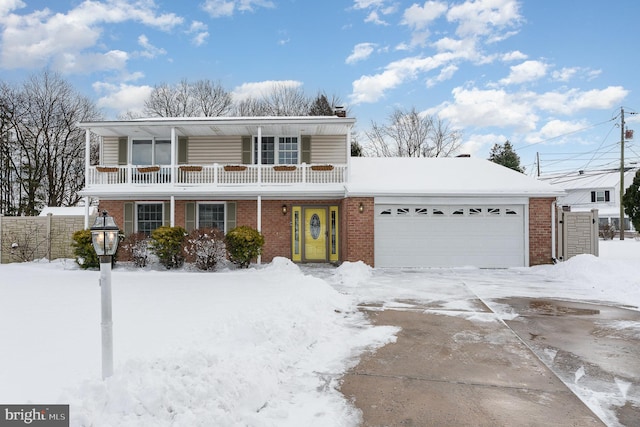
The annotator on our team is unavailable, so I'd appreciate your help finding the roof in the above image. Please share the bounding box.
[347,157,563,198]
[39,206,98,216]
[538,168,638,191]
[78,116,356,138]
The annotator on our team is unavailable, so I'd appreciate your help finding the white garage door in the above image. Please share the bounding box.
[375,204,526,268]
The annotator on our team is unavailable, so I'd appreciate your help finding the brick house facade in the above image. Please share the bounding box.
[79,117,562,268]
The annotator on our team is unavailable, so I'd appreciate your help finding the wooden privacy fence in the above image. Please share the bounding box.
[0,214,90,264]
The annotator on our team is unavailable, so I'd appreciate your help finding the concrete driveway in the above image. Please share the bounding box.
[338,293,640,426]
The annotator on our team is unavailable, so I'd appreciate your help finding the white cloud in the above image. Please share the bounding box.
[346,43,377,64]
[552,67,578,82]
[231,80,302,102]
[402,1,447,30]
[353,0,385,9]
[501,50,527,62]
[0,0,25,16]
[201,0,274,18]
[364,10,388,25]
[436,86,539,132]
[535,86,628,115]
[93,81,154,117]
[500,60,548,85]
[137,35,166,59]
[447,0,521,39]
[187,21,209,46]
[426,64,458,87]
[459,133,507,158]
[0,0,182,72]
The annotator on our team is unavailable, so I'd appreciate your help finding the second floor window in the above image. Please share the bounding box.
[132,139,171,165]
[591,190,610,203]
[254,136,298,165]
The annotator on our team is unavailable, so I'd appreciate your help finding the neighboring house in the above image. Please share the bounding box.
[539,168,638,232]
[78,116,563,268]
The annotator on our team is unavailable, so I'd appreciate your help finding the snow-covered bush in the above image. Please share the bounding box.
[150,226,187,269]
[224,226,265,268]
[183,228,226,271]
[119,232,151,267]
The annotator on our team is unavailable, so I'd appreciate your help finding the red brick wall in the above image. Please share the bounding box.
[529,197,555,266]
[341,197,375,266]
[97,200,125,229]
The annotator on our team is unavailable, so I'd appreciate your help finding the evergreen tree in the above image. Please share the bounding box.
[488,140,524,173]
[623,170,640,231]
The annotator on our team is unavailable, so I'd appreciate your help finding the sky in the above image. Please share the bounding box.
[0,243,638,425]
[1,0,639,175]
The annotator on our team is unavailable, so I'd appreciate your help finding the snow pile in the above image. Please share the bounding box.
[333,261,373,288]
[0,258,397,427]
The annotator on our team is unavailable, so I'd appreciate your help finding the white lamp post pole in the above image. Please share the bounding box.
[99,254,113,379]
[91,211,119,380]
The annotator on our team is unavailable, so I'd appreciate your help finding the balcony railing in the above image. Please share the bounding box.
[88,164,347,186]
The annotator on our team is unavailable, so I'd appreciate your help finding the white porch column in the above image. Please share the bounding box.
[346,125,352,183]
[170,196,175,227]
[257,195,262,265]
[257,126,262,185]
[85,129,91,229]
[171,127,176,184]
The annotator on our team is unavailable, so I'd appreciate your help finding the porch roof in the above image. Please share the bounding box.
[78,116,356,138]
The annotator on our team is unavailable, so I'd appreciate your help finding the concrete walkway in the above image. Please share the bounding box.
[340,306,606,426]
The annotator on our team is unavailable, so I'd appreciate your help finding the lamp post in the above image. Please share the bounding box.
[90,210,120,379]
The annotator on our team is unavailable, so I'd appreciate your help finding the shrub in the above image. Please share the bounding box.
[224,225,265,268]
[150,226,187,269]
[183,228,226,271]
[119,232,151,267]
[599,224,616,240]
[72,229,100,269]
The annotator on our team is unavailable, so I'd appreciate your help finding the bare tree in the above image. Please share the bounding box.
[235,83,311,116]
[364,107,460,158]
[144,79,232,117]
[0,70,101,215]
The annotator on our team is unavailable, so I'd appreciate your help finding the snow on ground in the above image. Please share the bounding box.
[0,239,638,426]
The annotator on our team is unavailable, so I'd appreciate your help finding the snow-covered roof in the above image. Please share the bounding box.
[78,116,356,138]
[347,157,563,197]
[538,168,638,191]
[39,206,97,216]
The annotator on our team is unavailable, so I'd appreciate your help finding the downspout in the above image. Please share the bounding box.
[170,127,177,228]
[84,129,91,229]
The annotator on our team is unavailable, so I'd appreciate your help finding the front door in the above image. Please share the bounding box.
[303,207,327,261]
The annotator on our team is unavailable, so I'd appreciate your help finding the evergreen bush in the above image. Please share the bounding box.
[183,228,226,271]
[150,226,187,269]
[224,225,265,268]
[71,229,100,269]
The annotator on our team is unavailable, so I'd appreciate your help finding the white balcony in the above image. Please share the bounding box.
[87,163,348,187]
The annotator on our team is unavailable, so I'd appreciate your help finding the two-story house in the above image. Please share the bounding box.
[78,116,562,268]
[539,168,638,232]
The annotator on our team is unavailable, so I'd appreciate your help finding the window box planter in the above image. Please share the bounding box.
[224,165,247,172]
[179,165,203,172]
[310,164,334,171]
[273,165,297,172]
[137,166,160,173]
[96,166,119,173]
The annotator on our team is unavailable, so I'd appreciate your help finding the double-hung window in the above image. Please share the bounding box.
[137,203,163,235]
[132,138,171,165]
[198,203,225,231]
[590,190,610,203]
[254,136,298,165]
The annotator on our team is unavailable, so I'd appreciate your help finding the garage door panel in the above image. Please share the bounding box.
[375,205,525,268]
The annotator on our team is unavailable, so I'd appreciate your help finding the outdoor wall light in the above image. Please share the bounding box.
[90,210,120,380]
[282,204,288,215]
[358,202,364,213]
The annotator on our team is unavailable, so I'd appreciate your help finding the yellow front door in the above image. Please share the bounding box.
[304,207,327,261]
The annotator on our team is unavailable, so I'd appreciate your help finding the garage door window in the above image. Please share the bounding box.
[377,206,521,217]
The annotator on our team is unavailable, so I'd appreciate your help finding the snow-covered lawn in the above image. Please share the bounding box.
[0,239,638,426]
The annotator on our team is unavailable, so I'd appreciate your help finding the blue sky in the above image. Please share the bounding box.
[1,0,638,175]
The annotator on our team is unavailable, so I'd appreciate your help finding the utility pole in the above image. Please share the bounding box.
[620,107,625,240]
[536,152,540,177]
